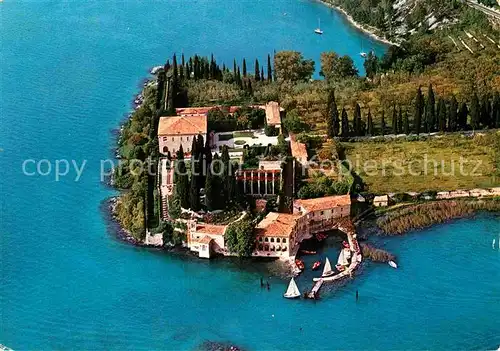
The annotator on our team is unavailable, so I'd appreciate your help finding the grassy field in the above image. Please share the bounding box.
[343,131,500,193]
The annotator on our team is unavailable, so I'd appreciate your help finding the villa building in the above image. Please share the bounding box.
[236,160,282,197]
[158,114,207,156]
[253,212,308,258]
[373,195,389,207]
[293,195,351,234]
[264,101,283,131]
[186,221,228,258]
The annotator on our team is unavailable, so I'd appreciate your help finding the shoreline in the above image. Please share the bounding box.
[315,0,400,47]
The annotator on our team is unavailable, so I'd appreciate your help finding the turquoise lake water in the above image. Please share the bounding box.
[1,0,499,349]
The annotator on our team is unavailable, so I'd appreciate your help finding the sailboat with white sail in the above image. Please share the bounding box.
[321,257,335,277]
[283,277,301,299]
[314,18,323,35]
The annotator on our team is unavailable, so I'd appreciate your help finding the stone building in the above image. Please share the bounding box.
[157,115,207,156]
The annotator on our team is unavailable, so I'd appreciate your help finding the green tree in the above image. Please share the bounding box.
[448,96,458,132]
[492,92,500,128]
[354,103,362,136]
[242,59,247,77]
[320,52,358,81]
[397,107,403,134]
[168,192,181,219]
[470,92,480,130]
[174,145,189,209]
[225,217,255,257]
[267,54,272,82]
[341,108,349,137]
[274,51,315,82]
[458,102,468,130]
[189,174,200,211]
[255,59,260,81]
[391,105,397,134]
[437,98,447,132]
[414,87,424,134]
[364,52,379,79]
[426,84,436,132]
[367,109,374,136]
[403,110,410,135]
[326,90,339,138]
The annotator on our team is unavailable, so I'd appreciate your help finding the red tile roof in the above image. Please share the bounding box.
[196,224,227,236]
[198,236,214,244]
[295,195,351,212]
[158,115,207,136]
[255,212,302,238]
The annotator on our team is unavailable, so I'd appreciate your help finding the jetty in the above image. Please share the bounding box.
[306,218,362,298]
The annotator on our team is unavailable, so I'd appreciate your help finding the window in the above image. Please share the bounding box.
[181,137,183,141]
[320,211,324,216]
[270,238,274,243]
[172,137,174,141]
[186,136,190,141]
[264,238,269,242]
[258,244,263,250]
[276,238,280,243]
[282,238,286,243]
[258,237,263,242]
[162,146,168,153]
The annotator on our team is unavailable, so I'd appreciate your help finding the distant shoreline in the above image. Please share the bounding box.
[315,0,400,47]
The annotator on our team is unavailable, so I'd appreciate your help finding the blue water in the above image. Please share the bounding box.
[1,0,499,349]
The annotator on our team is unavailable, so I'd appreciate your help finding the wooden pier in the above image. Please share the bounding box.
[306,219,362,299]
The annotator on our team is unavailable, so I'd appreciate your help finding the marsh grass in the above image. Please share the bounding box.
[377,198,500,235]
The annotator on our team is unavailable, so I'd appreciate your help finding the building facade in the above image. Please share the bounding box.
[157,115,207,156]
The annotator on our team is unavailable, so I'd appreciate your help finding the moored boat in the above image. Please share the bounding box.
[295,259,305,271]
[283,277,301,299]
[321,257,335,277]
[388,260,398,269]
[312,261,321,271]
[301,250,317,255]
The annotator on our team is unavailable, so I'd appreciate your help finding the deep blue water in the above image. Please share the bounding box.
[1,0,499,349]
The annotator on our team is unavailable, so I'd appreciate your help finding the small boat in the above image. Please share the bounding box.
[316,233,327,242]
[314,18,323,35]
[360,52,367,58]
[493,239,496,249]
[321,257,335,277]
[312,261,321,271]
[301,250,317,255]
[283,277,301,299]
[388,260,398,269]
[295,259,305,271]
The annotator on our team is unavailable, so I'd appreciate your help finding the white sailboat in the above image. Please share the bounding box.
[321,257,335,277]
[493,238,496,249]
[283,277,301,299]
[388,260,398,269]
[314,18,323,35]
[337,249,349,266]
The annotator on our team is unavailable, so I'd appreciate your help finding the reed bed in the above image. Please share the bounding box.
[377,198,500,235]
[360,243,395,263]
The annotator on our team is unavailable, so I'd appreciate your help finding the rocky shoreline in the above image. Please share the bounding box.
[316,0,400,46]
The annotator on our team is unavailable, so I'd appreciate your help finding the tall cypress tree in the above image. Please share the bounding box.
[261,67,265,83]
[470,92,480,130]
[458,102,468,130]
[267,54,272,82]
[233,59,238,81]
[242,59,247,77]
[437,98,447,132]
[255,59,260,81]
[403,110,410,135]
[367,109,374,136]
[397,107,403,134]
[189,174,200,211]
[448,96,458,132]
[341,108,349,137]
[236,67,242,88]
[326,90,338,138]
[414,87,424,135]
[480,95,491,128]
[492,92,500,128]
[174,145,189,209]
[354,103,362,136]
[204,162,216,211]
[426,84,436,132]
